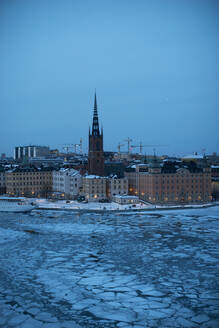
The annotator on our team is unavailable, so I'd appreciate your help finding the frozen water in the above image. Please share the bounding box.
[191,314,210,324]
[19,318,43,328]
[0,227,27,244]
[35,311,58,322]
[176,317,198,328]
[0,207,218,327]
[7,313,29,325]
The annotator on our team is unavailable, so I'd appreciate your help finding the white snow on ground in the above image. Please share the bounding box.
[35,198,214,212]
[36,198,148,211]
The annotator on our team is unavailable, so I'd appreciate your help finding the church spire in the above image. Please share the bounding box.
[88,92,104,176]
[92,92,100,136]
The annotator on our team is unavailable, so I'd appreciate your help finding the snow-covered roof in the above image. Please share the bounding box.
[163,159,182,163]
[84,175,106,179]
[4,164,19,168]
[113,195,139,199]
[0,196,26,200]
[55,168,80,176]
[183,154,203,159]
[69,171,80,177]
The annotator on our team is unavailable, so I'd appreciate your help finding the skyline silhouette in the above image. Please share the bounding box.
[1,0,218,156]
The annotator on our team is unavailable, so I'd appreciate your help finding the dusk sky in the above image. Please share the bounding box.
[0,0,218,157]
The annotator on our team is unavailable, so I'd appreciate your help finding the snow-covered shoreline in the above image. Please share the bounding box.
[34,198,218,213]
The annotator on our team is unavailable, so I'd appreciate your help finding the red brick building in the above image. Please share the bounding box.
[88,93,104,176]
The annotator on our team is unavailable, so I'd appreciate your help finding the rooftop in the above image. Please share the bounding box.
[113,195,139,199]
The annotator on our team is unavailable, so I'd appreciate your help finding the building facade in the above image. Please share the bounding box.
[211,165,219,200]
[125,159,212,204]
[104,161,126,178]
[0,167,6,195]
[6,167,53,197]
[82,175,107,201]
[88,93,104,176]
[112,195,139,205]
[14,146,50,161]
[52,168,82,199]
[106,177,128,199]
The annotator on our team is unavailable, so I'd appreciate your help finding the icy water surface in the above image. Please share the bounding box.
[0,207,219,328]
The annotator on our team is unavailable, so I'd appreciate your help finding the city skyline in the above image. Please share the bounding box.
[1,0,218,157]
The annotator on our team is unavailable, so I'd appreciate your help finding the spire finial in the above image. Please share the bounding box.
[94,90,97,112]
[92,91,100,136]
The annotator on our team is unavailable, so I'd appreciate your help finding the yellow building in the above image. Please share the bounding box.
[6,167,53,197]
[82,175,107,201]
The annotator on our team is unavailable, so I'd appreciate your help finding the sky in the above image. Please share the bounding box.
[0,0,218,157]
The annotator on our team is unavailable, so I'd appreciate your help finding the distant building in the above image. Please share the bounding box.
[211,165,219,200]
[1,153,6,159]
[0,167,6,194]
[104,161,126,178]
[14,146,50,161]
[81,174,128,202]
[211,165,219,178]
[82,175,107,201]
[52,168,82,199]
[207,152,219,166]
[6,167,53,197]
[182,153,203,161]
[125,157,212,204]
[106,176,128,200]
[29,157,64,167]
[212,178,219,200]
[50,149,60,157]
[88,93,104,176]
[112,195,139,205]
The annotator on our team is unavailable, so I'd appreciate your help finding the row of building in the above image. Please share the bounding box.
[2,93,218,204]
[0,159,216,204]
[125,158,212,204]
[0,167,128,201]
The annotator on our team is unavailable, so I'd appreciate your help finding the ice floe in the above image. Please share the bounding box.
[0,206,218,327]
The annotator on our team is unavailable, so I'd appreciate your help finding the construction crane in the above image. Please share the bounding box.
[124,137,133,153]
[73,138,83,154]
[131,142,168,154]
[79,138,83,154]
[62,139,83,154]
[117,143,125,154]
[117,143,125,159]
[62,144,75,153]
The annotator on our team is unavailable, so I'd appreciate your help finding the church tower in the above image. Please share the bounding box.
[88,93,104,176]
